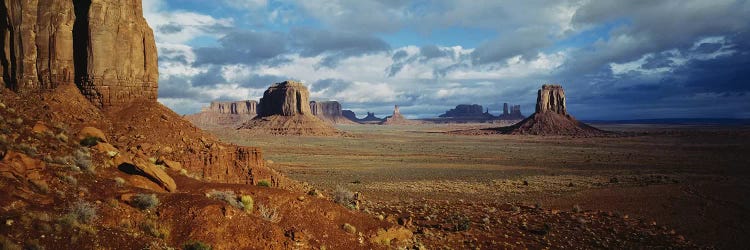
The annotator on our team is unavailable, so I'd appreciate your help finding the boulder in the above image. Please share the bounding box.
[117,156,176,192]
[78,126,107,142]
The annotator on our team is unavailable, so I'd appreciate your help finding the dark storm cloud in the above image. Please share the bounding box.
[291,28,390,67]
[311,78,352,93]
[471,28,551,65]
[158,76,211,100]
[239,74,292,89]
[158,47,189,64]
[191,66,226,87]
[193,30,288,65]
[641,54,674,70]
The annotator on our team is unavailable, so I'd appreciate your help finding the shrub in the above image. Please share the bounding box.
[141,220,169,239]
[62,175,77,185]
[0,235,21,250]
[114,177,126,187]
[69,201,98,224]
[79,136,100,147]
[17,143,38,157]
[240,195,254,213]
[55,133,68,143]
[448,214,470,232]
[333,186,356,209]
[74,148,93,173]
[257,203,280,222]
[206,190,243,209]
[257,180,271,187]
[131,193,160,210]
[184,241,212,250]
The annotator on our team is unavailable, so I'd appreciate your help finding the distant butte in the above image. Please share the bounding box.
[238,81,341,135]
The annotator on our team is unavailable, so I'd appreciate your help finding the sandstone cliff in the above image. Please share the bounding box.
[185,100,258,128]
[1,0,158,108]
[439,104,485,118]
[240,81,340,136]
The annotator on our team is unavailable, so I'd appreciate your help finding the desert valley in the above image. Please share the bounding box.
[1,0,749,249]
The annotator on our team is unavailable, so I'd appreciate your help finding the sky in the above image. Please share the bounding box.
[144,0,750,120]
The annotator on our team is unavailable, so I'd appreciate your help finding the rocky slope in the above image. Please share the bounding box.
[239,81,341,136]
[1,1,409,248]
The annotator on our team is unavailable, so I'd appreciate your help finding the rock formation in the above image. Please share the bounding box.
[310,101,356,124]
[501,84,605,136]
[0,0,285,187]
[381,105,420,125]
[239,81,340,135]
[185,100,257,128]
[439,104,485,118]
[1,0,158,108]
[498,103,525,120]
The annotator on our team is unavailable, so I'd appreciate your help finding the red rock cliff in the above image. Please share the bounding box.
[1,0,158,108]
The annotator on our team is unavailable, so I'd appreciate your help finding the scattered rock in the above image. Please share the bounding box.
[78,127,107,142]
[342,223,357,234]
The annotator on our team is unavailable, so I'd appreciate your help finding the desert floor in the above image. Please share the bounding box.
[211,123,750,248]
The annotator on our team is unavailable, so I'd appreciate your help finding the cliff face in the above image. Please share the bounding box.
[1,0,158,108]
[257,81,312,117]
[536,84,567,115]
[210,100,257,115]
[1,0,76,90]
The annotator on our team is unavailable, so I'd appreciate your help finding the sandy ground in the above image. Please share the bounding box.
[212,123,750,248]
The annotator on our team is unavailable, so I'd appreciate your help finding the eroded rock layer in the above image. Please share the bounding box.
[1,0,158,108]
[381,105,420,125]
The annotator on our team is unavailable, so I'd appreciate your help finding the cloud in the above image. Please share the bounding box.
[193,30,288,65]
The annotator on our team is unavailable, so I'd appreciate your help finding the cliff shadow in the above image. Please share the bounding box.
[73,0,91,90]
[0,0,16,90]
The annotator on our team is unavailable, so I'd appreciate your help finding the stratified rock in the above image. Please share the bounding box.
[239,81,340,136]
[185,100,257,128]
[380,105,420,125]
[502,84,605,136]
[1,0,158,108]
[1,0,76,90]
[257,81,312,117]
[310,101,357,124]
[77,0,159,108]
[536,84,567,115]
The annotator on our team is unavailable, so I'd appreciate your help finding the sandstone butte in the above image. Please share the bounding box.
[238,81,341,136]
[502,84,607,136]
[310,100,358,124]
[0,1,413,249]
